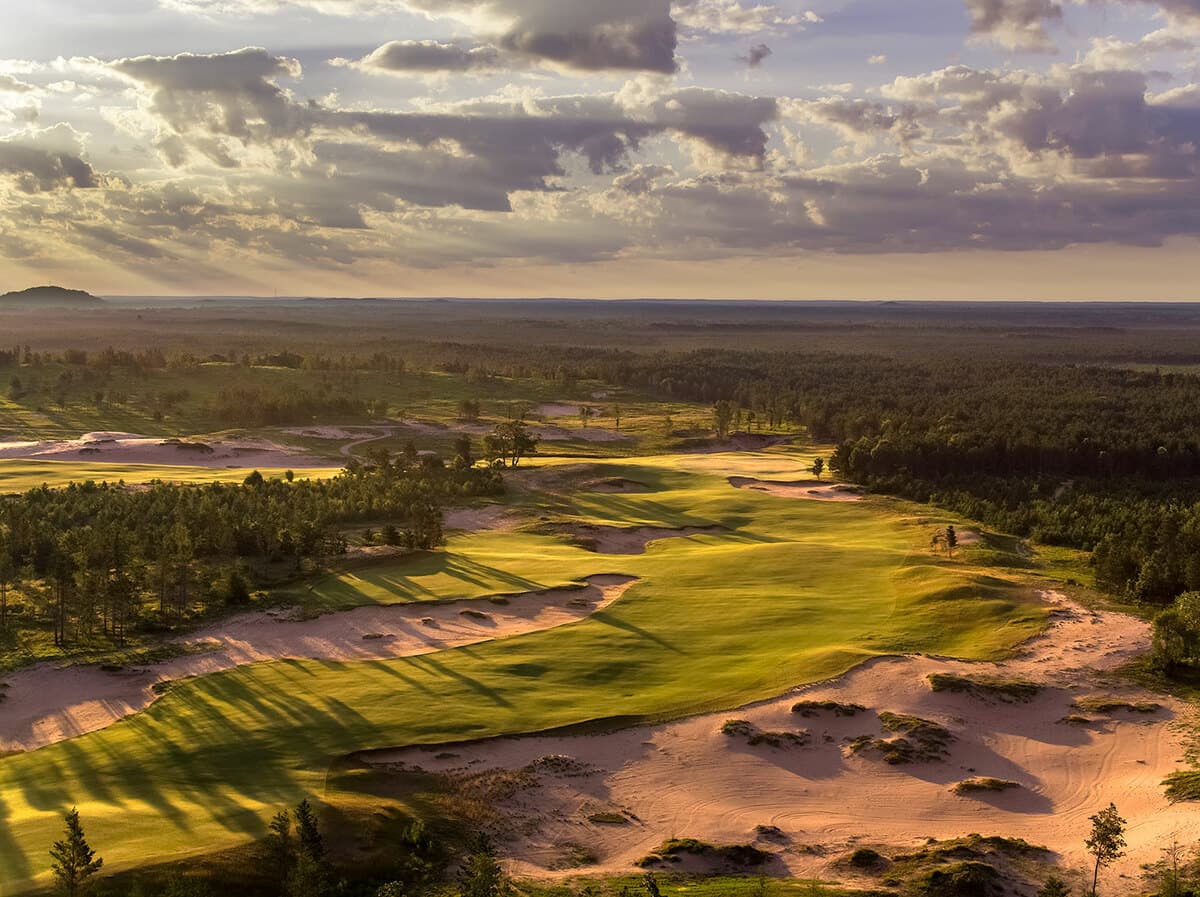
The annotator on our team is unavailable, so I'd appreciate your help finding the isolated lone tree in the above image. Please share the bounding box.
[50,807,103,897]
[1086,802,1127,896]
[811,458,825,480]
[945,525,958,557]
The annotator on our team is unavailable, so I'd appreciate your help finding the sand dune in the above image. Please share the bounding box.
[367,593,1194,894]
[0,575,635,754]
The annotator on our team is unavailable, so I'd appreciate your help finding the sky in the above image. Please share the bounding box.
[2,0,1200,299]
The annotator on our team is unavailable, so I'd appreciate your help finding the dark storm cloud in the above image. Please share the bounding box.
[738,44,773,68]
[0,131,97,192]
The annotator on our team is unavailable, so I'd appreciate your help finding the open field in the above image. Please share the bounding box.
[0,459,343,492]
[0,451,1048,893]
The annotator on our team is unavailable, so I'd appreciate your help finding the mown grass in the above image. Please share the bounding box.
[0,460,341,493]
[0,451,1047,893]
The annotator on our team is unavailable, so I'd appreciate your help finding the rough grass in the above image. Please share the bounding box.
[1163,770,1200,802]
[927,672,1040,703]
[849,712,954,764]
[792,700,866,718]
[953,777,1021,795]
[1072,697,1161,714]
[0,452,1047,893]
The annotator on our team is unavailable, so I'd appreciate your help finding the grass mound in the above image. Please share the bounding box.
[791,700,866,718]
[638,839,770,868]
[849,712,953,764]
[952,778,1021,795]
[721,719,810,748]
[927,672,1040,703]
[586,812,631,825]
[1073,696,1161,714]
[1163,770,1200,802]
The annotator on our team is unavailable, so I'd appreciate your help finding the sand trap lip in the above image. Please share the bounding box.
[542,523,725,555]
[729,476,863,502]
[364,592,1194,891]
[0,432,329,469]
[0,575,637,754]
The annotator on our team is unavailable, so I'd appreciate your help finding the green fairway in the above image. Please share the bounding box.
[0,460,343,493]
[0,452,1047,894]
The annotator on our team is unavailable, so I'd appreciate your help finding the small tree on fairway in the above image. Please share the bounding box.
[810,458,825,480]
[945,525,958,557]
[578,405,595,428]
[1037,875,1071,897]
[1086,803,1127,896]
[50,808,103,897]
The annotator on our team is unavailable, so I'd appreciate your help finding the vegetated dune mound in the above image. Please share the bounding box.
[729,476,864,502]
[0,432,329,468]
[365,592,1194,890]
[0,575,636,754]
[542,523,725,555]
[0,285,101,306]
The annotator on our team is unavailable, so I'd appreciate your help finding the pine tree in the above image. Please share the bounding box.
[49,807,103,897]
[1036,875,1070,897]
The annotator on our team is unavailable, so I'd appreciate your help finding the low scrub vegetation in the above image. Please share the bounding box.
[926,673,1040,703]
[952,778,1021,795]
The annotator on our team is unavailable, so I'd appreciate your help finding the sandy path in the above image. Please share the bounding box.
[729,476,863,502]
[0,575,636,754]
[367,594,1195,893]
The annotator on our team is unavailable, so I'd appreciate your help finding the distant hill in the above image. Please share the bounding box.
[0,286,103,307]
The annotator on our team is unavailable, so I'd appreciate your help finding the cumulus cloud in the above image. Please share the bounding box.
[673,0,821,35]
[964,0,1063,52]
[0,124,97,192]
[337,40,508,76]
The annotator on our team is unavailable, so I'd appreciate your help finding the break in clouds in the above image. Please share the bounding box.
[3,0,1200,285]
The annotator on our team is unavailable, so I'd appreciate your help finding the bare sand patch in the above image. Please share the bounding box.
[729,476,864,502]
[534,404,584,419]
[0,432,329,468]
[543,523,725,555]
[365,593,1193,893]
[444,505,528,533]
[0,575,636,754]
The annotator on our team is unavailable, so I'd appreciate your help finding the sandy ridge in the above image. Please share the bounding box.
[0,575,636,754]
[367,593,1196,894]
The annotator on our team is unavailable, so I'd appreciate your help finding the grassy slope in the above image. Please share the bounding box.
[0,460,343,493]
[0,453,1046,894]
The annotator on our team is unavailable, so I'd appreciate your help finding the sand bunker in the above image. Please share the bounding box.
[444,505,528,533]
[366,593,1193,892]
[0,432,328,469]
[545,524,724,555]
[0,575,636,754]
[729,476,864,502]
